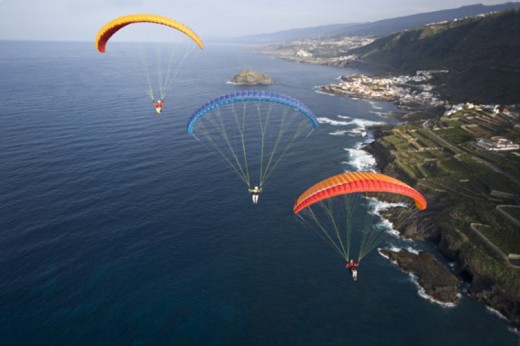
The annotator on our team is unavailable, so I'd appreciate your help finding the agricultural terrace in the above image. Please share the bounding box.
[372,105,520,257]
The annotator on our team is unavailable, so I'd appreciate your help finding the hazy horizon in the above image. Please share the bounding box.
[0,1,517,42]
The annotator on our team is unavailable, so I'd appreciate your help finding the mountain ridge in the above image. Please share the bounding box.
[237,3,520,43]
[347,9,520,104]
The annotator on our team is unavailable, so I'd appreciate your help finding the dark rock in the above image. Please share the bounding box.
[381,248,460,304]
[436,222,520,325]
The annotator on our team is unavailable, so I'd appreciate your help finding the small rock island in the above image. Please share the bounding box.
[231,69,273,85]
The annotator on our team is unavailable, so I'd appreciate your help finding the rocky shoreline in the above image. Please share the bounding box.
[365,126,520,325]
[380,248,460,304]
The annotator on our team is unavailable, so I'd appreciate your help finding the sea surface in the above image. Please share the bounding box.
[0,41,518,345]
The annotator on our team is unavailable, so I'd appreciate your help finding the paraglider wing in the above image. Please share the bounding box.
[186,91,317,190]
[95,14,204,53]
[187,91,318,134]
[293,171,427,214]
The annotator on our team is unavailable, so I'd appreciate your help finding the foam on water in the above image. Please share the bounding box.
[317,116,352,126]
[409,274,458,308]
[343,144,377,172]
[379,248,458,308]
[329,130,349,136]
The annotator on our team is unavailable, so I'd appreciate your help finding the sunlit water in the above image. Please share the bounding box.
[0,41,517,345]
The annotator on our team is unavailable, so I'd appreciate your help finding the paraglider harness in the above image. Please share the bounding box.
[248,186,262,195]
[153,100,164,115]
[248,186,262,204]
[346,261,359,280]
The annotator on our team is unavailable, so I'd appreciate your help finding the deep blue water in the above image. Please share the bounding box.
[0,41,518,345]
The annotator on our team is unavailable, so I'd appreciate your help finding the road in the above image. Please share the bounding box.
[422,120,520,185]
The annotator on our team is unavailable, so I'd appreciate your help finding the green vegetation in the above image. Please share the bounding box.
[435,127,473,143]
[371,105,520,257]
[348,9,520,104]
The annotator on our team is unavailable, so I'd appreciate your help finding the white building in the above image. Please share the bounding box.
[296,49,312,57]
[476,136,520,151]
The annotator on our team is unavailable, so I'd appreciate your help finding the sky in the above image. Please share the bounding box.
[0,0,515,41]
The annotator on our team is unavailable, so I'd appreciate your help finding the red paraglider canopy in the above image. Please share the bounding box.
[293,171,427,214]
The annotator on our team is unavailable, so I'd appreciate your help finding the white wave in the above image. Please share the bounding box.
[379,246,420,256]
[406,247,420,255]
[318,116,384,141]
[343,147,377,172]
[348,119,385,140]
[317,117,352,126]
[374,215,400,237]
[485,306,509,321]
[507,326,520,336]
[381,246,400,254]
[409,274,458,308]
[329,130,349,136]
[315,89,339,97]
[370,110,395,118]
[371,200,409,212]
[379,246,460,309]
[350,118,385,129]
[350,128,367,137]
[378,248,394,261]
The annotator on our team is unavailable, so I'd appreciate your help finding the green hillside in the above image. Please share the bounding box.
[349,10,520,104]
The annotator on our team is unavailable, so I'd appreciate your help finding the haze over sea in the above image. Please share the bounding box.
[0,41,518,345]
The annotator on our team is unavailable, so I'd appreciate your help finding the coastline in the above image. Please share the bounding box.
[379,248,460,305]
[361,104,520,326]
[316,111,463,307]
[311,75,520,326]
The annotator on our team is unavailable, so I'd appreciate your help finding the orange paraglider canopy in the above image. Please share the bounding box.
[95,14,204,53]
[293,171,427,214]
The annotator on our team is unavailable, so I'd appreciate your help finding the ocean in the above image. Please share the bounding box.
[0,41,518,345]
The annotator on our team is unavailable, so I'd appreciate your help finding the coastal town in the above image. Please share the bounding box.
[257,35,374,66]
[320,70,448,108]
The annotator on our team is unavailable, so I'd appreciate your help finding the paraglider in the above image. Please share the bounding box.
[153,99,164,115]
[294,171,427,277]
[346,259,359,280]
[249,186,262,204]
[188,91,317,203]
[95,14,203,114]
[95,14,203,53]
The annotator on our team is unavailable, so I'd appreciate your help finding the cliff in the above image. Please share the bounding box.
[366,123,520,325]
[348,9,520,104]
[381,249,460,304]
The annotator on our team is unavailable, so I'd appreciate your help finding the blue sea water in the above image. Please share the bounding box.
[0,41,518,345]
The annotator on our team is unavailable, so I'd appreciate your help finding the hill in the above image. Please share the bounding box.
[325,2,520,38]
[237,3,520,43]
[347,9,520,104]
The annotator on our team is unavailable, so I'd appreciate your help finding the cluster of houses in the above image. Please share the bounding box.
[325,72,519,153]
[330,71,448,107]
[476,137,519,151]
[443,102,519,152]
